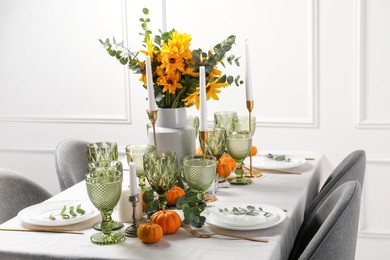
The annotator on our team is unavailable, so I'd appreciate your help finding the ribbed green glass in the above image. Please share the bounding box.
[233,115,256,136]
[187,115,200,138]
[87,142,118,163]
[125,144,154,191]
[143,151,178,208]
[214,111,238,134]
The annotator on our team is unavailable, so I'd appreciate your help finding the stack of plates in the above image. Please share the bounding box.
[205,203,286,231]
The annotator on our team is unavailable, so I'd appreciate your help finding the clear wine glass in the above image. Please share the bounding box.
[86,168,125,245]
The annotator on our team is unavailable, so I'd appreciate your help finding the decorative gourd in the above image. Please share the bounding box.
[165,185,185,206]
[152,209,182,235]
[220,154,236,170]
[137,220,163,244]
[196,147,203,155]
[249,146,257,156]
[217,161,232,179]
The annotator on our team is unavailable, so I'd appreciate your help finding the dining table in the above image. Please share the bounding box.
[0,152,331,260]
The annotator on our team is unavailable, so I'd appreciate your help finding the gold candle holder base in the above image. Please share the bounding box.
[246,100,262,178]
[147,110,158,153]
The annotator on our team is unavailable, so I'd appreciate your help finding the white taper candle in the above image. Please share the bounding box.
[146,56,157,111]
[129,162,138,196]
[199,66,207,131]
[245,39,254,101]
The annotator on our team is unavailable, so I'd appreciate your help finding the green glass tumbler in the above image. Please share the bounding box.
[226,132,252,185]
[143,150,178,209]
[182,155,217,200]
[125,144,155,191]
[87,142,118,163]
[214,111,238,134]
[233,115,256,136]
[86,169,125,245]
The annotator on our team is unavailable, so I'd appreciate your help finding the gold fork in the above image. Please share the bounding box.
[181,225,268,243]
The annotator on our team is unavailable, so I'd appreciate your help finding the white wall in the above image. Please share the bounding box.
[0,0,389,258]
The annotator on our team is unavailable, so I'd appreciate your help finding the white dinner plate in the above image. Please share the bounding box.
[18,200,99,227]
[205,203,286,231]
[245,154,306,170]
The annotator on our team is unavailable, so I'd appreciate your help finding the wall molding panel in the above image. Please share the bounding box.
[358,155,390,238]
[0,0,132,125]
[355,0,390,129]
[257,0,319,128]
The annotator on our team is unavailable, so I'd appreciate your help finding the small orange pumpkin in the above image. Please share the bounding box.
[217,161,232,179]
[165,185,185,206]
[151,209,182,235]
[249,146,258,156]
[137,220,163,244]
[220,154,236,170]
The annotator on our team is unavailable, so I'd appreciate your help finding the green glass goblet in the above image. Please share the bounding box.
[233,115,256,136]
[87,160,124,231]
[125,144,155,192]
[199,127,227,202]
[143,150,178,209]
[187,115,200,138]
[182,155,217,200]
[86,169,125,245]
[214,111,238,134]
[226,132,253,185]
[87,142,118,163]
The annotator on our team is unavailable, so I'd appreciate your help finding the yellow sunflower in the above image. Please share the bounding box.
[156,67,183,94]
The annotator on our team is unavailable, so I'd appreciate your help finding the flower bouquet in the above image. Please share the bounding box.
[99,8,243,109]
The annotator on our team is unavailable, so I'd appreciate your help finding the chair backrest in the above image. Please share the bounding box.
[289,180,362,260]
[305,150,365,218]
[0,168,52,224]
[54,139,89,191]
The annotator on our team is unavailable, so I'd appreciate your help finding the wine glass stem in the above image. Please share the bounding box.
[101,210,113,235]
[235,160,244,180]
[197,192,205,201]
[158,194,166,209]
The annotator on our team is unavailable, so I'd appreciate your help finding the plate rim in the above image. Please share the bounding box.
[245,154,306,170]
[17,200,98,227]
[205,203,286,231]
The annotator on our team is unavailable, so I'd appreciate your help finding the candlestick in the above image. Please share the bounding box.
[244,100,262,178]
[146,56,157,111]
[129,162,138,196]
[147,109,158,153]
[199,66,207,131]
[124,194,140,237]
[245,39,254,101]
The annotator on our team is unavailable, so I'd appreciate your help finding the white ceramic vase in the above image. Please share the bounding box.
[147,107,196,167]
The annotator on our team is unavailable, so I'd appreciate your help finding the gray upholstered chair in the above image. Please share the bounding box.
[289,180,362,260]
[0,168,52,224]
[54,139,89,191]
[305,150,366,219]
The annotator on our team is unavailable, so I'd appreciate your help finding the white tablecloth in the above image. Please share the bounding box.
[0,152,330,260]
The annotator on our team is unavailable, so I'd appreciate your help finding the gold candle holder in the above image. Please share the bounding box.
[199,131,208,160]
[245,101,262,178]
[147,109,158,153]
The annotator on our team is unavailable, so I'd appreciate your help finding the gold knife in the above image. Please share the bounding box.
[0,227,83,234]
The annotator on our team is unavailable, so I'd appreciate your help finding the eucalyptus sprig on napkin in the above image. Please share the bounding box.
[266,153,291,162]
[219,205,273,217]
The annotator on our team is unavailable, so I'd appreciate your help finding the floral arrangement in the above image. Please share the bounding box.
[100,8,243,109]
